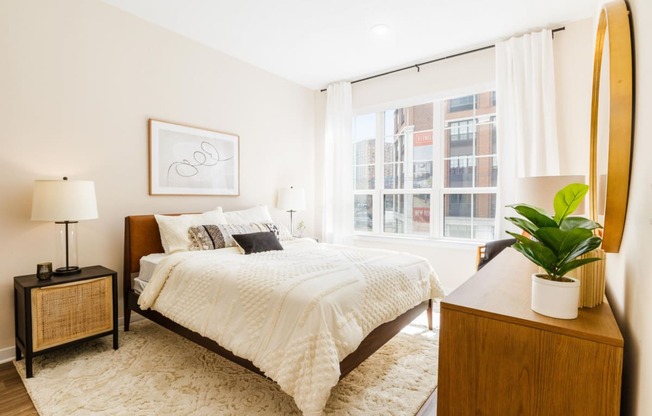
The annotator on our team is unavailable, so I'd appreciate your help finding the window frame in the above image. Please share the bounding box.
[352,87,498,242]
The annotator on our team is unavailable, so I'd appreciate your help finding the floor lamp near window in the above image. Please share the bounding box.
[31,177,98,275]
[277,186,305,237]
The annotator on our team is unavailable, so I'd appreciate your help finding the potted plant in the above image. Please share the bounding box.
[505,183,603,319]
[297,220,306,238]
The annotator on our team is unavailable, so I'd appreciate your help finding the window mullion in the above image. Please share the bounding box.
[432,100,443,238]
[374,113,384,233]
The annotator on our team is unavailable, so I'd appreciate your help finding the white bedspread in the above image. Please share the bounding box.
[139,239,444,415]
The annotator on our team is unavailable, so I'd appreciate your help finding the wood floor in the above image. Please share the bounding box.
[0,361,436,415]
[0,362,37,415]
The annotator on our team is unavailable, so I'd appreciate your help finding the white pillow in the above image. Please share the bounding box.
[155,209,227,253]
[221,205,273,224]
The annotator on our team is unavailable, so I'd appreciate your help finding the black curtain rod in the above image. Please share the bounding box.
[320,26,565,92]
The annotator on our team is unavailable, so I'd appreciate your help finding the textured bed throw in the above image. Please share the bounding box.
[138,239,443,415]
[15,318,439,416]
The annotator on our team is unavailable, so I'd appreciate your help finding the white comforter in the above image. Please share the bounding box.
[139,239,444,415]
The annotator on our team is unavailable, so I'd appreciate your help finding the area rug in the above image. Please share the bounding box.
[15,315,438,415]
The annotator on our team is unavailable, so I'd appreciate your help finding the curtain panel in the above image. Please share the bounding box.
[495,29,561,234]
[323,81,353,244]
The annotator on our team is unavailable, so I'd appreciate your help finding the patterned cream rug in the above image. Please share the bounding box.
[15,314,438,415]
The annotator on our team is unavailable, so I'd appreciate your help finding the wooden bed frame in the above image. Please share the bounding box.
[123,214,433,380]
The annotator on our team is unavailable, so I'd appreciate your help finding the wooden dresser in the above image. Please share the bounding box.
[437,248,623,415]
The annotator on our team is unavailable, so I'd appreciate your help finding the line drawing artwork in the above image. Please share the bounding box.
[166,140,233,182]
[149,119,239,196]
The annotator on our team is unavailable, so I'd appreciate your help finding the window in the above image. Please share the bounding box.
[352,91,497,241]
[449,119,475,141]
[448,95,475,112]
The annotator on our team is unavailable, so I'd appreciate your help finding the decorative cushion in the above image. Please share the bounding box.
[189,222,292,251]
[262,222,293,241]
[188,224,222,250]
[232,231,284,254]
[221,205,273,224]
[155,209,227,254]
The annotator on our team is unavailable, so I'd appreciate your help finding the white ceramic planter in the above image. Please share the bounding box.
[531,273,580,319]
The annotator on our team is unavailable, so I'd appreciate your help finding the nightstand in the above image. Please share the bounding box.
[14,265,118,378]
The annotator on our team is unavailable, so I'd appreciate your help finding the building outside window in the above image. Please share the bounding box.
[448,95,475,112]
[352,91,497,241]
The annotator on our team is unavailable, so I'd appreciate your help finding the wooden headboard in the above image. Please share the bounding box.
[123,215,166,278]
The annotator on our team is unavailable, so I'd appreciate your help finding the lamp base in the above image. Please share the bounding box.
[53,266,81,276]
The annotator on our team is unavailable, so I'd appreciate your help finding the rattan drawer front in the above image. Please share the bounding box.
[31,276,113,352]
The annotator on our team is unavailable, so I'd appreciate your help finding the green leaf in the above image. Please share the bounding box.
[507,204,558,228]
[560,216,603,231]
[559,236,603,266]
[533,227,566,256]
[511,243,554,275]
[506,231,534,246]
[556,257,603,277]
[505,217,540,236]
[508,233,558,275]
[553,183,589,223]
[557,228,594,257]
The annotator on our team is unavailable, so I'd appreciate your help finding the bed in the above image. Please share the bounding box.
[123,213,443,415]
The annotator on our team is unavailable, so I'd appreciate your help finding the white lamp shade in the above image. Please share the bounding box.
[515,175,586,215]
[31,179,98,221]
[277,187,306,211]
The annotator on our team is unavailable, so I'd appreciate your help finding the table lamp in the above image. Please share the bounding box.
[31,177,98,275]
[277,186,305,236]
[515,175,586,215]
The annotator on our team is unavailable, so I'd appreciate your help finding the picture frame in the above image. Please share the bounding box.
[149,119,240,196]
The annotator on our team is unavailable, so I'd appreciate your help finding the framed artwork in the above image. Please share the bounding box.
[149,119,239,196]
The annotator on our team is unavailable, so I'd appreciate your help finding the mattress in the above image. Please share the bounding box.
[133,277,147,295]
[138,253,167,283]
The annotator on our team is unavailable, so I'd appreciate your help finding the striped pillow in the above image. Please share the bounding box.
[189,222,292,251]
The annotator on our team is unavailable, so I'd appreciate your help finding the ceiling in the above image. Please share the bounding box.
[99,0,596,90]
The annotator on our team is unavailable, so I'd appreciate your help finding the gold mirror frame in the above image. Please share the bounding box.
[589,0,633,253]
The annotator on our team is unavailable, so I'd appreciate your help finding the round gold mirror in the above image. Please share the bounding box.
[589,0,633,253]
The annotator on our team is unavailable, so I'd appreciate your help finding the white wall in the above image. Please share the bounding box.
[554,19,595,175]
[599,0,652,414]
[352,49,496,112]
[0,0,315,359]
[319,20,594,292]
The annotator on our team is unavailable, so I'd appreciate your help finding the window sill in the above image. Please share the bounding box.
[352,234,482,250]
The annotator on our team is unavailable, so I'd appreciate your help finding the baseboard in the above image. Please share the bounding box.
[0,314,144,365]
[0,345,15,364]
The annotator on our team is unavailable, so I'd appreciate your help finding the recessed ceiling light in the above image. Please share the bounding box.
[371,24,390,36]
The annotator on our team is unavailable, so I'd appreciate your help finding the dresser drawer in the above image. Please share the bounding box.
[31,275,113,352]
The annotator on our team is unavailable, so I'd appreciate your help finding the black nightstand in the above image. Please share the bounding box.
[14,265,118,378]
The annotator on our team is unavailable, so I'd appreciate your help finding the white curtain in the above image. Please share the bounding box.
[495,29,560,234]
[322,81,353,244]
